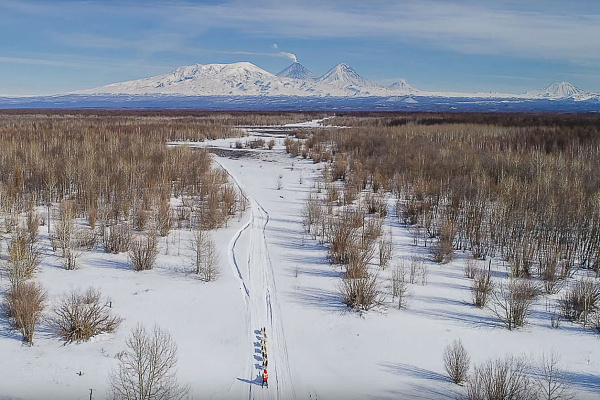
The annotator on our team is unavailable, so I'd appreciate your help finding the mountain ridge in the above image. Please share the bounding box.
[76,61,596,100]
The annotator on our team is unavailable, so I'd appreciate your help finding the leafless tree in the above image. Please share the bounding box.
[129,234,159,272]
[189,228,220,281]
[536,351,574,400]
[2,228,42,289]
[109,324,190,400]
[104,223,133,254]
[443,339,470,385]
[559,278,600,327]
[53,200,80,270]
[471,266,493,308]
[466,355,538,400]
[340,272,380,311]
[464,257,478,279]
[50,287,122,343]
[490,279,539,330]
[378,230,393,269]
[3,281,45,344]
[391,263,410,309]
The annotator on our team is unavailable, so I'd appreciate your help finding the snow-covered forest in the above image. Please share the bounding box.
[0,111,599,400]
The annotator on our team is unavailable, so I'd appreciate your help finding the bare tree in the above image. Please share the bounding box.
[466,355,538,400]
[490,279,538,330]
[104,223,133,254]
[189,228,219,281]
[3,281,45,344]
[109,324,189,400]
[53,200,80,270]
[129,234,159,271]
[378,230,393,269]
[2,228,42,289]
[536,351,574,400]
[50,287,122,343]
[559,278,600,327]
[443,339,470,385]
[340,271,380,310]
[471,266,493,308]
[391,263,410,309]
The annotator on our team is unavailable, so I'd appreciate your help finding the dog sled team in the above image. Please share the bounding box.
[260,326,269,388]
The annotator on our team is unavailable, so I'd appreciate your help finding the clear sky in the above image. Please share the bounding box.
[1,0,599,95]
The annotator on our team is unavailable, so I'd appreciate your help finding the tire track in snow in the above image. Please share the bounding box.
[215,157,296,400]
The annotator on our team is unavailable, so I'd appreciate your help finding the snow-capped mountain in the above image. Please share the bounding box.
[276,62,317,81]
[388,79,417,94]
[526,81,590,100]
[316,63,375,88]
[78,61,415,97]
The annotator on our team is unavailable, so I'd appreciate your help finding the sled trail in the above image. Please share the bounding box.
[219,158,296,400]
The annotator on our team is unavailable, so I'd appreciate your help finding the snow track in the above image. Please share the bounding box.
[216,158,296,400]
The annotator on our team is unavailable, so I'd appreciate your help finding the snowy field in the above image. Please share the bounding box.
[1,119,599,400]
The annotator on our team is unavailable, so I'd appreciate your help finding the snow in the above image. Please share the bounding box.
[1,119,600,399]
[525,81,591,100]
[75,62,415,98]
[316,63,376,88]
[276,63,318,82]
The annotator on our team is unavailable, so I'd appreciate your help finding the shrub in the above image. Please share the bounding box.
[559,278,600,327]
[443,339,470,385]
[50,287,122,343]
[466,355,537,400]
[2,229,42,288]
[340,272,380,310]
[156,201,173,237]
[3,282,46,344]
[490,279,539,330]
[471,267,493,308]
[465,258,478,279]
[391,264,410,309]
[103,223,132,254]
[129,235,159,272]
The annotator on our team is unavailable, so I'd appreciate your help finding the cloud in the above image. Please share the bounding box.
[156,0,600,65]
[280,52,297,62]
[7,0,600,66]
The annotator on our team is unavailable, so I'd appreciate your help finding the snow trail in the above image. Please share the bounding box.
[215,158,296,400]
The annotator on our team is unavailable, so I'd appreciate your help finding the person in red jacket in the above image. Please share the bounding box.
[262,369,268,388]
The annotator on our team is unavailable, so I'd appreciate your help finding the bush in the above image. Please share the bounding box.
[3,282,46,344]
[2,229,42,288]
[443,339,470,385]
[50,287,122,343]
[466,355,537,400]
[471,267,493,308]
[109,324,189,400]
[129,235,159,272]
[104,223,132,254]
[391,264,410,309]
[340,273,380,310]
[559,278,600,327]
[490,279,539,330]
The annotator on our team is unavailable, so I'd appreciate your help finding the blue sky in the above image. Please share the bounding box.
[1,0,599,95]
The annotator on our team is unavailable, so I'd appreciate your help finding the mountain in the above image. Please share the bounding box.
[276,62,317,81]
[526,81,590,100]
[388,79,417,94]
[317,63,375,88]
[79,61,410,97]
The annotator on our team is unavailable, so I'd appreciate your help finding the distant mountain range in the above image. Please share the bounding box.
[73,61,596,101]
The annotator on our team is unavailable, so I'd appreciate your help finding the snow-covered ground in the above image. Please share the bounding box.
[1,119,599,400]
